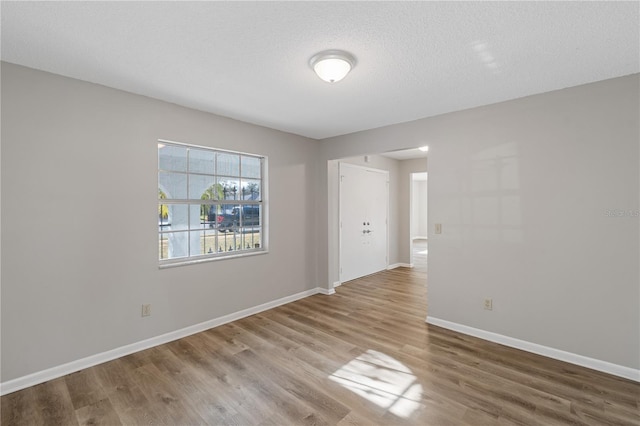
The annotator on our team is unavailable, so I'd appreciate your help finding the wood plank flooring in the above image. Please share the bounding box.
[2,267,639,425]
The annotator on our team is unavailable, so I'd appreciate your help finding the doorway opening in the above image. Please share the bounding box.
[410,172,428,271]
[327,150,428,292]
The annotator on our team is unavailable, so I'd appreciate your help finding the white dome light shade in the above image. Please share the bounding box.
[314,58,351,83]
[310,50,356,83]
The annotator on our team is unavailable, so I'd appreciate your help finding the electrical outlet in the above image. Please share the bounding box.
[435,223,442,234]
[484,298,493,311]
[141,304,151,317]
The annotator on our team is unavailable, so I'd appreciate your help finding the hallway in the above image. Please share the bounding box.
[412,238,427,271]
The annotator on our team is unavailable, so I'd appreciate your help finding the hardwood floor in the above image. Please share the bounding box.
[2,267,639,425]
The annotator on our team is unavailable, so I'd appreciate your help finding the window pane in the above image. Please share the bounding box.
[241,156,261,178]
[240,227,262,250]
[189,175,217,200]
[162,204,188,231]
[241,179,261,201]
[158,188,167,201]
[196,228,218,256]
[159,171,187,199]
[159,144,187,172]
[239,204,261,228]
[220,203,235,216]
[218,230,241,252]
[200,182,223,201]
[218,204,240,233]
[159,202,171,227]
[189,148,215,174]
[159,233,168,259]
[198,204,222,229]
[160,231,189,259]
[189,204,215,230]
[217,152,240,176]
[219,178,240,200]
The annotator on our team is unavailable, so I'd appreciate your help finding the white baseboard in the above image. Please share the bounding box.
[412,236,428,240]
[426,316,640,383]
[317,286,336,295]
[332,281,342,288]
[0,287,324,396]
[387,263,413,270]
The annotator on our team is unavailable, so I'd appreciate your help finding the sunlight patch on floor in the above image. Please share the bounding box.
[329,350,422,418]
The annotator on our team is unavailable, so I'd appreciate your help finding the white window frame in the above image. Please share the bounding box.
[158,139,268,268]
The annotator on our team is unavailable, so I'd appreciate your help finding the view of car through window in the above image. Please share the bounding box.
[218,205,261,232]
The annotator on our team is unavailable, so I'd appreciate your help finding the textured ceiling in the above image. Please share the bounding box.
[1,1,638,140]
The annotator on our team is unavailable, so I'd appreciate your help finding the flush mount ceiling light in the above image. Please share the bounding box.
[309,50,356,83]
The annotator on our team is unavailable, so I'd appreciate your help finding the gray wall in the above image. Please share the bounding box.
[319,74,640,370]
[1,63,319,382]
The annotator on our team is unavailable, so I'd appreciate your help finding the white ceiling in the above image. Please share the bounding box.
[1,2,638,140]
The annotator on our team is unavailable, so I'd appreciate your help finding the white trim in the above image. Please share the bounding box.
[333,281,342,288]
[426,316,640,383]
[159,250,268,269]
[337,161,389,174]
[158,138,263,159]
[412,236,428,240]
[1,287,323,396]
[317,286,336,295]
[387,263,413,269]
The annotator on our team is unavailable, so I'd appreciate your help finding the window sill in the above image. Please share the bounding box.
[159,249,268,269]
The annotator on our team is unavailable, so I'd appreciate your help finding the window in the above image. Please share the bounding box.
[158,140,266,266]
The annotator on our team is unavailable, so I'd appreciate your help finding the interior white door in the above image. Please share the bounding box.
[339,163,389,282]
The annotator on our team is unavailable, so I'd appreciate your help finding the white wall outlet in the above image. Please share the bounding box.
[141,304,151,317]
[435,223,442,234]
[484,298,493,310]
